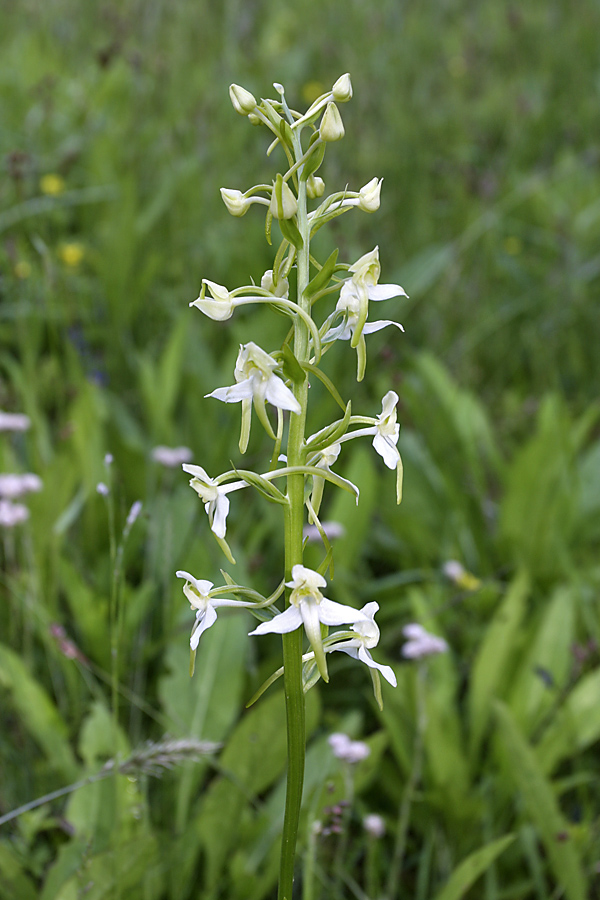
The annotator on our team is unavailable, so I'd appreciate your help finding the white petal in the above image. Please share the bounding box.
[182,464,212,481]
[359,601,379,620]
[176,570,214,595]
[362,319,405,335]
[264,375,302,413]
[368,283,408,302]
[190,604,218,650]
[209,492,230,539]
[357,646,397,686]
[318,598,367,627]
[287,565,327,592]
[206,378,255,403]
[249,605,303,635]
[373,432,400,470]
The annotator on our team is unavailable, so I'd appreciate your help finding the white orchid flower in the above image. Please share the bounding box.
[182,463,247,539]
[206,342,301,452]
[249,564,366,682]
[176,570,252,650]
[321,248,406,380]
[334,391,403,502]
[326,602,397,687]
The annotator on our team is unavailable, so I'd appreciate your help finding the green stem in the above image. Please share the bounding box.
[278,130,311,900]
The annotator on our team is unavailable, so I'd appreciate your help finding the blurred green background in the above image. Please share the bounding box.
[1,1,600,898]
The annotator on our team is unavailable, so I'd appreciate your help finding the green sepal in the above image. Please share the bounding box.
[278,215,304,249]
[280,343,306,385]
[300,137,326,181]
[233,467,289,506]
[304,248,338,301]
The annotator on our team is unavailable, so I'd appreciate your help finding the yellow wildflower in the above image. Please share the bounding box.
[40,174,65,196]
[58,243,85,267]
[14,261,32,279]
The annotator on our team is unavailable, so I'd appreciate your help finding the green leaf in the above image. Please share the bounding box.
[468,570,529,761]
[507,584,575,733]
[431,834,515,900]
[300,362,347,413]
[158,611,249,830]
[195,690,320,892]
[494,701,587,900]
[0,644,78,780]
[536,668,600,774]
[0,842,38,900]
[304,248,338,300]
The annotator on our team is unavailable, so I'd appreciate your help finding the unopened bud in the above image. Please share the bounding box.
[261,269,289,298]
[319,102,345,142]
[357,177,383,212]
[270,176,298,219]
[306,174,325,199]
[332,73,353,103]
[220,188,251,217]
[229,83,257,116]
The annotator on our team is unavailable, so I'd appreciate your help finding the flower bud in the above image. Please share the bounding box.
[220,188,251,217]
[261,269,289,298]
[248,112,261,126]
[357,177,383,212]
[229,83,257,116]
[332,73,353,103]
[269,176,298,219]
[190,280,234,320]
[319,102,345,142]
[306,174,325,199]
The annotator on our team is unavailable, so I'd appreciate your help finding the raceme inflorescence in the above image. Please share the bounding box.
[176,74,406,900]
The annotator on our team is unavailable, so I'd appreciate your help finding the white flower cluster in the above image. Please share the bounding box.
[0,412,42,528]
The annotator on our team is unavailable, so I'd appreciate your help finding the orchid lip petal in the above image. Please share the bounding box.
[190,604,218,650]
[373,433,400,469]
[209,493,230,539]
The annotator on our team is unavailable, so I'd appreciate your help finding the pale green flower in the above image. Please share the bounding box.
[176,570,252,650]
[206,342,301,452]
[249,565,365,682]
[182,464,247,539]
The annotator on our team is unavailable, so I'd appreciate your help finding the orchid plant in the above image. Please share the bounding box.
[178,74,406,900]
